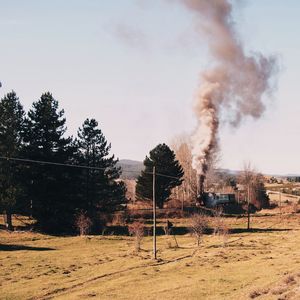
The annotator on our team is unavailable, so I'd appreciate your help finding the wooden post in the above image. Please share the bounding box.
[182,181,185,212]
[247,184,251,230]
[153,166,157,260]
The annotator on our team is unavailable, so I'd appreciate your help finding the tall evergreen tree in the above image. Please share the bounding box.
[136,143,184,208]
[22,92,75,232]
[74,119,126,220]
[0,91,25,230]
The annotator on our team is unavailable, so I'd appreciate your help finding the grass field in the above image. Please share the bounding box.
[266,182,300,204]
[1,209,300,300]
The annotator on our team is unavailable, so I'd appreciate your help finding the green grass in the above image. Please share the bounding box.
[1,210,300,299]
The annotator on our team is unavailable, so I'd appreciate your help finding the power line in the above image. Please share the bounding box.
[0,156,105,171]
[156,172,182,180]
[0,156,139,173]
[0,156,184,179]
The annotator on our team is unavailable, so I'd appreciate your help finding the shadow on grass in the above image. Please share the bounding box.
[105,225,292,237]
[230,228,292,234]
[105,225,190,236]
[0,244,55,251]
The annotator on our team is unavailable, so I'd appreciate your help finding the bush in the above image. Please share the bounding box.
[190,213,209,247]
[128,221,144,252]
[213,207,229,246]
[75,211,92,236]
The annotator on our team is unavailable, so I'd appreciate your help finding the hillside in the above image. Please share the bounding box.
[117,159,144,179]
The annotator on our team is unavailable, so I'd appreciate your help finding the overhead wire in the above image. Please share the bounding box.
[0,156,108,171]
[0,155,181,179]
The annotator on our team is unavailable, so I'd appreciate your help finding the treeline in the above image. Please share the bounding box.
[0,91,126,233]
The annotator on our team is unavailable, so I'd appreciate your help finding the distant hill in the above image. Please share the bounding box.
[218,169,297,178]
[117,161,295,180]
[217,168,241,175]
[117,159,144,180]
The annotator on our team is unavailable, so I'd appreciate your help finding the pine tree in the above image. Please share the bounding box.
[22,92,75,232]
[74,119,126,221]
[0,91,25,230]
[136,143,184,208]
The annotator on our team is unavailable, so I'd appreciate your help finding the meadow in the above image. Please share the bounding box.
[1,207,300,300]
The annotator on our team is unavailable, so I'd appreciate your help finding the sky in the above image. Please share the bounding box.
[1,0,300,175]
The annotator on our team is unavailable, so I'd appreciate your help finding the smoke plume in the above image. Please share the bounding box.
[177,0,277,181]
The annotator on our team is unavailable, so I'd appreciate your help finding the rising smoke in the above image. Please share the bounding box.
[176,0,277,184]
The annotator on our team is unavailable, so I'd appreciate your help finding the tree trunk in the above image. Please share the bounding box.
[4,210,13,231]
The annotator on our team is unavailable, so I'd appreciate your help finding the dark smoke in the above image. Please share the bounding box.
[175,0,277,192]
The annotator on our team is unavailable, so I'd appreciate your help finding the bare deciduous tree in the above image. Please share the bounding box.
[213,207,229,247]
[213,207,224,235]
[239,162,269,209]
[75,211,92,236]
[171,135,198,204]
[239,162,256,193]
[128,221,144,252]
[190,213,209,246]
[171,134,222,206]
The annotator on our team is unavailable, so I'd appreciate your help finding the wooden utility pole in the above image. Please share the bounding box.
[153,166,157,260]
[182,181,185,212]
[247,184,251,230]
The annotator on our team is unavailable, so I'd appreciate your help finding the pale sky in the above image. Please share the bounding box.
[1,0,300,175]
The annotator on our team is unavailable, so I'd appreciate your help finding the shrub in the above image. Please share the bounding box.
[190,213,209,247]
[213,207,229,247]
[75,211,92,236]
[213,207,223,235]
[128,221,144,252]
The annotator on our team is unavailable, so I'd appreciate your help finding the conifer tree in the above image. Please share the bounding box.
[0,91,25,230]
[136,143,184,208]
[74,119,126,219]
[22,92,75,232]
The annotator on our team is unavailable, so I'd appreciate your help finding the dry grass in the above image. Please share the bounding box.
[1,209,300,299]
